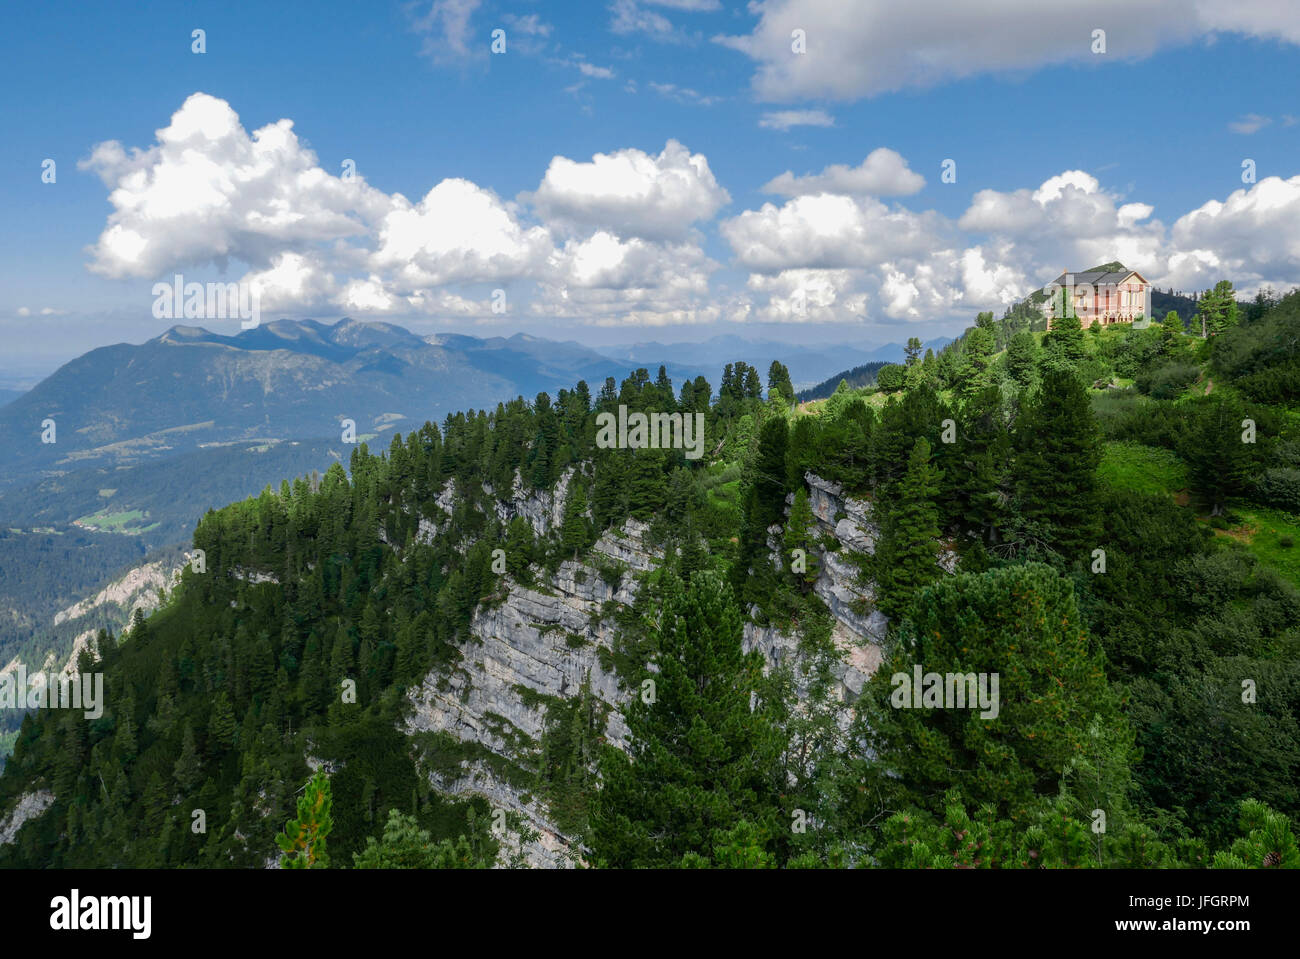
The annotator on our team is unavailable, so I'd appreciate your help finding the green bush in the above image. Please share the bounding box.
[1251,468,1300,513]
[1136,362,1201,399]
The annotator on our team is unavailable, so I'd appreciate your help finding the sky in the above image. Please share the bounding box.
[2,0,1299,384]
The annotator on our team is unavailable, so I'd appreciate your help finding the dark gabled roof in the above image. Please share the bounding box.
[1051,267,1147,287]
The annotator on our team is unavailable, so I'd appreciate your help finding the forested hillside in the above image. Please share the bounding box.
[2,291,1298,869]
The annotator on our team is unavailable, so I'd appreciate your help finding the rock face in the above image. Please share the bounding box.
[403,472,892,868]
[404,519,651,868]
[0,790,54,846]
[54,557,183,627]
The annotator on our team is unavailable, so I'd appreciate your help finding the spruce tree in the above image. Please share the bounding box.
[560,480,592,558]
[1012,366,1101,561]
[591,571,783,867]
[877,437,943,618]
[782,487,819,594]
[857,563,1130,821]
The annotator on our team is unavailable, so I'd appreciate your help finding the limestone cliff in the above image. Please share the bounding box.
[402,471,889,867]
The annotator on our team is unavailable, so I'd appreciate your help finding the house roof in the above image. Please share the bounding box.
[1052,268,1149,287]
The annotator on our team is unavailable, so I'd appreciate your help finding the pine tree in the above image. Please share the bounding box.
[208,690,237,753]
[172,723,203,793]
[1183,396,1254,516]
[877,437,943,618]
[1045,310,1086,364]
[591,571,783,867]
[1012,367,1101,561]
[782,487,820,594]
[1005,330,1039,390]
[953,384,1011,545]
[857,563,1131,821]
[767,360,795,404]
[560,480,592,558]
[275,771,334,869]
[1160,310,1183,354]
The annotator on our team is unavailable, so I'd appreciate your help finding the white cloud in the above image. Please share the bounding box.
[79,94,1300,331]
[610,0,675,37]
[79,93,389,279]
[502,13,551,36]
[649,82,722,106]
[241,251,339,313]
[369,179,553,287]
[761,147,924,196]
[716,0,1300,101]
[758,109,834,130]
[574,60,616,79]
[1166,175,1300,292]
[1229,113,1272,134]
[526,139,730,241]
[411,0,483,64]
[746,269,866,323]
[645,0,720,9]
[722,193,952,272]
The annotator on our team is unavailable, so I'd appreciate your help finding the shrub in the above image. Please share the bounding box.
[1250,468,1300,513]
[1136,362,1201,399]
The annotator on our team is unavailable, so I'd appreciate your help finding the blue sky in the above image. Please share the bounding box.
[3,0,1299,382]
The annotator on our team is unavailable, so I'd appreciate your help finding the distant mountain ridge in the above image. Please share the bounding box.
[0,318,703,491]
[597,334,951,390]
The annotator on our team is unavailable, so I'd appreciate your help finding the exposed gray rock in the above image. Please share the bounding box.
[403,473,901,868]
[0,790,55,846]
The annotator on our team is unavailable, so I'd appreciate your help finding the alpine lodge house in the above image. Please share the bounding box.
[1042,266,1151,329]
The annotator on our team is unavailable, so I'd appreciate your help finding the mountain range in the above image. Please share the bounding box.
[0,317,930,670]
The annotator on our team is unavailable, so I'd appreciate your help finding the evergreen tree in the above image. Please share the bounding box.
[208,690,237,753]
[1182,396,1254,516]
[857,564,1131,821]
[877,437,943,618]
[353,808,491,868]
[767,361,795,404]
[172,723,203,793]
[275,771,333,869]
[1005,331,1039,390]
[782,487,819,593]
[591,571,783,867]
[1045,310,1087,364]
[1011,367,1101,560]
[560,480,592,558]
[1160,310,1184,354]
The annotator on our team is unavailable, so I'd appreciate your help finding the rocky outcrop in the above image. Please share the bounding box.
[405,518,653,868]
[492,468,574,537]
[54,557,182,626]
[403,468,895,867]
[0,789,55,846]
[409,469,578,548]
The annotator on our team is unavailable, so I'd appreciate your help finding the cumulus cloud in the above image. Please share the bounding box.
[958,170,1166,288]
[526,139,730,241]
[722,193,953,272]
[761,148,924,197]
[716,0,1300,101]
[80,93,733,328]
[1166,175,1300,292]
[79,93,389,279]
[78,93,1300,332]
[368,179,553,288]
